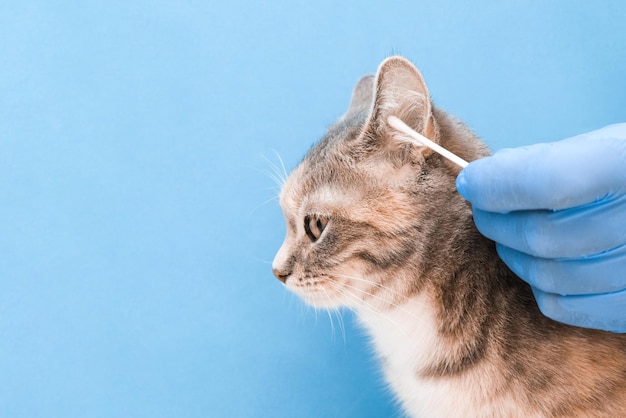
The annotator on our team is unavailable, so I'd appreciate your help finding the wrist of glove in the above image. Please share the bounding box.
[456,123,626,332]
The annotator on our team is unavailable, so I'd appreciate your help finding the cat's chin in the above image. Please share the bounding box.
[286,289,343,309]
[285,283,348,309]
[300,294,345,309]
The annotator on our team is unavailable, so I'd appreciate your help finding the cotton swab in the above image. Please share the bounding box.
[387,116,469,168]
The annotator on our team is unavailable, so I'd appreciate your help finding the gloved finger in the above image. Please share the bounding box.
[471,194,626,258]
[496,243,626,295]
[456,124,626,213]
[532,286,626,333]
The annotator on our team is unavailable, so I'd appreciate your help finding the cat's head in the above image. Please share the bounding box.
[272,56,484,309]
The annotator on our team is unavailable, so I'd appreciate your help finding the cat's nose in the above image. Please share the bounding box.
[272,267,290,283]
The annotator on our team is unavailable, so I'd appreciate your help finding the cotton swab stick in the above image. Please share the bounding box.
[387,116,469,168]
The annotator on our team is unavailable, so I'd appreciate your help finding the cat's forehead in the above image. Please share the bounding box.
[279,164,360,218]
[302,183,358,213]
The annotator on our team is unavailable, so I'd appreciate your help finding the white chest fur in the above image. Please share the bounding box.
[357,296,522,418]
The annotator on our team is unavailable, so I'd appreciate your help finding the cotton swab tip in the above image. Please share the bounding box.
[387,116,469,168]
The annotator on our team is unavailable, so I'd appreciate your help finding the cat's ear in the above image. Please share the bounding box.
[363,56,437,158]
[342,75,375,120]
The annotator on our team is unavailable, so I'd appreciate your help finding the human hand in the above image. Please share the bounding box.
[456,123,626,332]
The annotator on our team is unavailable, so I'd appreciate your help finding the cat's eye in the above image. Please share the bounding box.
[304,215,328,242]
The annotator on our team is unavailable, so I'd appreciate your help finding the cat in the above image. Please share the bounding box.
[272,56,626,417]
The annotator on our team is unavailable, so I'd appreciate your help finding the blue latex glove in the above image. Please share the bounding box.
[456,123,626,332]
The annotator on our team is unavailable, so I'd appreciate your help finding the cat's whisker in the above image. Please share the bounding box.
[325,280,408,335]
[337,274,433,325]
[271,149,289,184]
[325,304,347,346]
[337,280,431,330]
[326,309,336,343]
[252,161,282,184]
[248,256,274,265]
[335,273,408,299]
[297,295,315,327]
[248,194,280,216]
[321,288,337,343]
[334,307,347,345]
[338,279,408,309]
[334,273,419,305]
[260,154,288,187]
[262,152,285,176]
[330,273,432,329]
[254,165,283,188]
[258,166,286,189]
[263,185,282,192]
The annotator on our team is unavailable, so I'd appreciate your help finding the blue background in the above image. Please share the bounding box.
[1,1,625,417]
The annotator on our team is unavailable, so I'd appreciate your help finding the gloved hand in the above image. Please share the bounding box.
[456,123,626,332]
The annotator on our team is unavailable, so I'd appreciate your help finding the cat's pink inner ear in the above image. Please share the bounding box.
[370,56,437,145]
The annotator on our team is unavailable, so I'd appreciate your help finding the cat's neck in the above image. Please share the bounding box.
[357,291,441,371]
